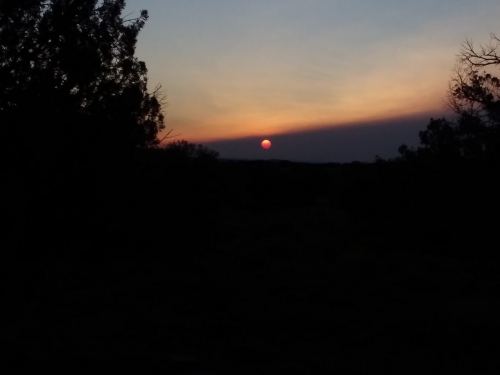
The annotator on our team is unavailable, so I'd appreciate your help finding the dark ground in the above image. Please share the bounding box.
[4,158,500,374]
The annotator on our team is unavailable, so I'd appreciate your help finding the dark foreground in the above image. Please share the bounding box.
[4,158,500,374]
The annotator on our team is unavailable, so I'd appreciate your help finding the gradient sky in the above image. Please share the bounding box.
[125,0,500,162]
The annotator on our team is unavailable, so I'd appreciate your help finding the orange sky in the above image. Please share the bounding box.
[128,0,500,145]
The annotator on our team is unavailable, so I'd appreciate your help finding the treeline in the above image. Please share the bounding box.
[2,1,500,184]
[1,1,500,260]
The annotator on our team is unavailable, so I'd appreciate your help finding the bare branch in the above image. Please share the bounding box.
[121,11,134,20]
[158,129,181,144]
[445,33,500,125]
[459,34,500,68]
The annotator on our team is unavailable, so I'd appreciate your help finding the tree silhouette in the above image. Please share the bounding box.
[447,34,500,124]
[398,116,489,161]
[399,33,500,162]
[164,140,219,161]
[0,0,165,181]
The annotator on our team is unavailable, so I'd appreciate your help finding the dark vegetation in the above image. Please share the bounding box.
[3,2,500,374]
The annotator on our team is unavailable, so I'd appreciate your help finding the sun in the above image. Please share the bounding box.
[261,139,271,149]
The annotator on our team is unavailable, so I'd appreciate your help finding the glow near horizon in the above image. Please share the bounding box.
[127,0,500,143]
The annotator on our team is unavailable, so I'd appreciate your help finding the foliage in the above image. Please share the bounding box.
[164,140,218,159]
[399,34,500,162]
[0,0,165,179]
[131,140,219,180]
[163,140,219,163]
[398,117,489,161]
[446,34,500,124]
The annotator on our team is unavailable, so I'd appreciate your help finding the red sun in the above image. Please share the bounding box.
[261,140,271,149]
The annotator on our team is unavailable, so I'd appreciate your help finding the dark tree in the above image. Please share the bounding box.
[164,140,219,161]
[398,34,500,162]
[447,33,500,124]
[0,0,165,181]
[398,116,489,161]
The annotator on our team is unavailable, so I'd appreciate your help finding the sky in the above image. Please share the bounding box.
[125,0,500,162]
